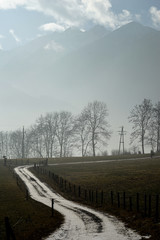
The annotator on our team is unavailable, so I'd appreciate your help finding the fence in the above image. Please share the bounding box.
[33,164,160,222]
[5,217,16,240]
[3,162,56,240]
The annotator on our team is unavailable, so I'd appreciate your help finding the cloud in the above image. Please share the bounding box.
[135,14,141,22]
[150,6,160,29]
[0,0,134,30]
[44,40,64,52]
[0,0,27,9]
[40,22,65,32]
[81,0,114,27]
[9,29,21,43]
[0,34,5,39]
[37,0,133,30]
[0,34,5,50]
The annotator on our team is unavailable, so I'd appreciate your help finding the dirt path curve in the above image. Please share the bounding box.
[15,165,144,240]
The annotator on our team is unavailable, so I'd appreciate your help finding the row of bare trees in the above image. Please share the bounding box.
[0,101,111,159]
[0,99,159,159]
[129,99,160,154]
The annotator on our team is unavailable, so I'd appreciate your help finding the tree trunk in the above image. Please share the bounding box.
[92,134,96,157]
[142,137,145,154]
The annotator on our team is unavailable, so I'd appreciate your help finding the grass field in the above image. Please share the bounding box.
[5,153,152,166]
[31,155,160,239]
[45,157,160,195]
[0,161,63,240]
[3,154,160,239]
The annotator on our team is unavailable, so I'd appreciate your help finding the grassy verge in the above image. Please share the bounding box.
[3,153,153,166]
[45,157,160,194]
[0,162,64,240]
[31,156,160,239]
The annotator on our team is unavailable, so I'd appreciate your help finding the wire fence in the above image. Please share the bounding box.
[34,164,160,222]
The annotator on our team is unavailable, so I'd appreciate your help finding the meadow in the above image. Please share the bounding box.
[3,154,160,239]
[31,155,160,239]
[46,156,160,195]
[0,161,63,240]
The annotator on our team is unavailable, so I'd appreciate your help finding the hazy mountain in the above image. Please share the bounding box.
[0,22,160,149]
[45,21,160,102]
[0,25,110,96]
[0,25,109,69]
[1,22,160,97]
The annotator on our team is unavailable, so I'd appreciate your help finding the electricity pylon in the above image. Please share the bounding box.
[118,126,126,155]
[22,126,25,159]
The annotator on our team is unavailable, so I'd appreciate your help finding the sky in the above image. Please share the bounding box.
[0,0,160,154]
[0,0,160,50]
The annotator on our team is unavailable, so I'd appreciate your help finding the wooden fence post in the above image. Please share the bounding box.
[123,192,126,209]
[144,194,147,217]
[148,195,151,218]
[78,186,81,198]
[129,197,132,211]
[61,178,64,189]
[89,190,91,202]
[111,191,113,205]
[136,193,140,212]
[26,189,29,201]
[51,199,54,217]
[57,176,59,185]
[92,191,94,203]
[101,191,104,205]
[117,192,120,208]
[5,217,16,240]
[16,176,19,186]
[68,182,71,192]
[96,190,98,204]
[85,189,87,201]
[156,195,159,222]
[52,173,54,181]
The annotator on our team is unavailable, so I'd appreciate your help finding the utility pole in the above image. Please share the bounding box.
[118,126,126,155]
[22,126,25,159]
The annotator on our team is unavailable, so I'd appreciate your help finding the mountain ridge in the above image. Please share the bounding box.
[0,22,159,127]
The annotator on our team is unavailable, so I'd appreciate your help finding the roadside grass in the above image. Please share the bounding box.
[31,156,160,239]
[0,162,64,240]
[45,157,160,195]
[5,153,152,166]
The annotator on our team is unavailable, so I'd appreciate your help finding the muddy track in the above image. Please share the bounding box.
[14,165,144,240]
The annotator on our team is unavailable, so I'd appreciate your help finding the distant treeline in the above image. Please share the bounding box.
[0,99,159,159]
[0,101,111,159]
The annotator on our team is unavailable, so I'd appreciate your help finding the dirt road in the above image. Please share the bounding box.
[15,165,145,240]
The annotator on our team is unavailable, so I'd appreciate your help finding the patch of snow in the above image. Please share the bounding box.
[15,166,146,240]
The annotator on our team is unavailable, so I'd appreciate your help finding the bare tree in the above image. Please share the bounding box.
[0,131,9,158]
[29,114,57,158]
[111,149,119,155]
[55,111,74,157]
[82,101,111,156]
[9,130,23,158]
[29,122,45,158]
[129,98,152,154]
[148,101,160,152]
[36,113,57,158]
[154,102,160,152]
[147,122,156,151]
[23,127,37,158]
[0,101,111,158]
[74,113,92,156]
[130,145,140,154]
